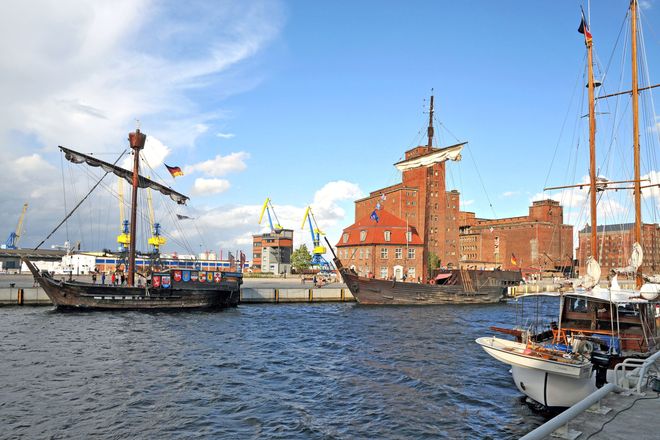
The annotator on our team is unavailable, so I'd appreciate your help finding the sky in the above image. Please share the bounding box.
[1,0,659,258]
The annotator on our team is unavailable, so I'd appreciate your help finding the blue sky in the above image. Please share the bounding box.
[0,0,659,257]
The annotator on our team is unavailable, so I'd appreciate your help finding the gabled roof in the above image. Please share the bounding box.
[336,209,423,247]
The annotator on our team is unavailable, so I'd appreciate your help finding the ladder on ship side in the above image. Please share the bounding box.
[460,268,475,292]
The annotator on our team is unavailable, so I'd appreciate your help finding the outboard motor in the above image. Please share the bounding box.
[590,350,611,388]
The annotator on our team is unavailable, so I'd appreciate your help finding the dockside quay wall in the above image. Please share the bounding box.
[0,287,355,306]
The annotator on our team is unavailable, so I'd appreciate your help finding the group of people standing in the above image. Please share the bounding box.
[91,271,126,286]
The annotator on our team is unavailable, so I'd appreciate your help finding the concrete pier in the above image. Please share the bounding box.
[0,275,355,305]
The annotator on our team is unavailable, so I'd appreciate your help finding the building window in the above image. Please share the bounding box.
[408,248,416,259]
[343,233,349,243]
[380,266,388,279]
[395,248,402,259]
[359,248,364,259]
[366,248,371,259]
[381,248,388,259]
[408,267,416,279]
[406,231,412,242]
[384,230,391,242]
[360,230,367,242]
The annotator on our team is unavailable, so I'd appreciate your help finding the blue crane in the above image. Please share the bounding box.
[3,203,28,249]
[301,206,333,273]
[258,198,284,233]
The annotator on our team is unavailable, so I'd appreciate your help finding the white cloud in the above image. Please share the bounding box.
[0,0,284,150]
[183,180,363,253]
[187,152,250,176]
[192,178,231,195]
[502,191,519,197]
[216,132,235,139]
[460,199,475,208]
[311,181,363,224]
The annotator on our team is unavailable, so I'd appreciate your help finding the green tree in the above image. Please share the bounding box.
[291,244,312,273]
[427,252,441,277]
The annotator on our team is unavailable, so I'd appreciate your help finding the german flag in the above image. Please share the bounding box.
[165,164,184,178]
[578,9,592,45]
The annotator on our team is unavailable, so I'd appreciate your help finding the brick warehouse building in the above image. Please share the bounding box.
[459,199,573,272]
[354,144,464,273]
[252,229,293,274]
[576,223,660,276]
[336,209,424,280]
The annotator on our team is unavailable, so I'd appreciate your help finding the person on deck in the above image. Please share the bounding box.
[101,272,106,285]
[111,273,116,285]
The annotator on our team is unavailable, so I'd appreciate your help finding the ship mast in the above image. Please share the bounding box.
[631,0,642,288]
[586,15,598,262]
[427,94,434,148]
[127,129,146,286]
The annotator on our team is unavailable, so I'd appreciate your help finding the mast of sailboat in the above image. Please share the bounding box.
[423,92,434,281]
[584,10,598,262]
[127,129,146,286]
[427,93,434,148]
[631,0,642,288]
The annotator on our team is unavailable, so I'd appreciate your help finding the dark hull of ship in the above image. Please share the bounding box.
[25,260,239,310]
[340,270,506,305]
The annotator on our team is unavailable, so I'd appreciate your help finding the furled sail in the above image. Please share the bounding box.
[60,146,189,205]
[583,256,601,289]
[394,142,465,172]
[630,242,643,270]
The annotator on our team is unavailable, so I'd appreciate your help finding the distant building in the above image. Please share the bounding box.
[252,229,293,274]
[576,223,660,275]
[459,199,574,273]
[336,209,424,280]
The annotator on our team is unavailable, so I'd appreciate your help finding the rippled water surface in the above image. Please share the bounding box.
[1,302,554,439]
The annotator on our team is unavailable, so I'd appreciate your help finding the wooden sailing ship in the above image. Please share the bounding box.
[24,128,241,310]
[331,94,521,305]
[478,0,660,408]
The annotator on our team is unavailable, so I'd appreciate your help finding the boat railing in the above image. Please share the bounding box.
[613,350,660,394]
[519,383,617,440]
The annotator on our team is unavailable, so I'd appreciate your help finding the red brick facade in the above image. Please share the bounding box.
[459,200,573,272]
[576,223,660,275]
[336,209,424,281]
[354,144,462,272]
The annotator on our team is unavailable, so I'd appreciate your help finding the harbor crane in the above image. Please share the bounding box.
[258,197,284,233]
[3,202,28,249]
[301,206,333,273]
[146,184,166,254]
[116,177,131,252]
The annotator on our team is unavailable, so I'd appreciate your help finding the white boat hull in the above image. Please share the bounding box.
[511,365,596,408]
[476,336,597,408]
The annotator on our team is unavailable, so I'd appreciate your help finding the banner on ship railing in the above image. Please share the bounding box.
[152,275,161,288]
[182,270,191,282]
[162,275,171,288]
[207,272,214,283]
[214,272,222,283]
[173,270,182,282]
[199,271,206,283]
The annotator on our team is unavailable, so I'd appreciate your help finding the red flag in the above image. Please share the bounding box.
[165,164,184,177]
[511,253,518,266]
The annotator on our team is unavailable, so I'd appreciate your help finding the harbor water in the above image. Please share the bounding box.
[1,301,555,439]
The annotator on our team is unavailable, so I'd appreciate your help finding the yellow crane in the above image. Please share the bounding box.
[146,183,166,252]
[116,177,131,251]
[3,202,28,249]
[301,206,332,272]
[258,197,284,233]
